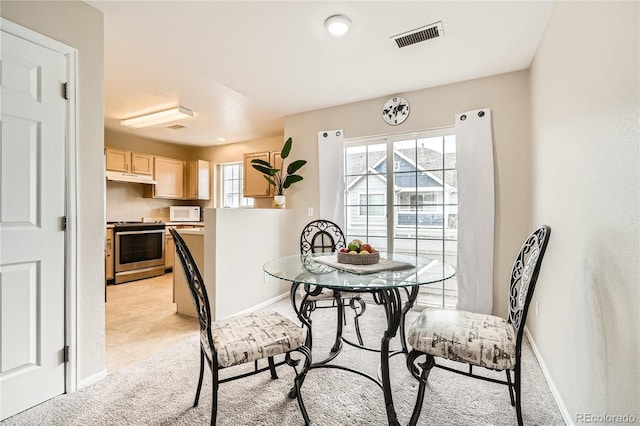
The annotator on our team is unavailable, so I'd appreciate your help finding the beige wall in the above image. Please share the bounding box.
[106,129,196,160]
[1,1,106,384]
[529,1,639,421]
[284,70,533,318]
[195,135,284,209]
[105,129,201,221]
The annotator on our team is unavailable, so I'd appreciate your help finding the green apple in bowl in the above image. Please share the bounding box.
[347,241,360,252]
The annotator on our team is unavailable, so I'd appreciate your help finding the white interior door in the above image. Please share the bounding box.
[0,25,68,420]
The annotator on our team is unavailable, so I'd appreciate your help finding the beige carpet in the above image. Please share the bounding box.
[3,297,564,425]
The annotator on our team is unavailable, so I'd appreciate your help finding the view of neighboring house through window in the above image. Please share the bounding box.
[344,130,458,308]
[220,162,254,208]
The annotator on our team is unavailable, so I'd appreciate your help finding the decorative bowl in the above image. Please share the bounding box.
[337,251,380,265]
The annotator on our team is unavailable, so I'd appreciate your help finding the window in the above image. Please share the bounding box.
[344,130,458,308]
[359,194,385,216]
[220,162,253,208]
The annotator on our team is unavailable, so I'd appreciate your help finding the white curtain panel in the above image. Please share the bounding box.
[317,130,345,228]
[455,108,495,314]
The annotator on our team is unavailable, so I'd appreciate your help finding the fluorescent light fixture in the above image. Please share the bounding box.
[325,15,351,36]
[121,106,193,129]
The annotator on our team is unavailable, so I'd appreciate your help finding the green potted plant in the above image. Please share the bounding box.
[251,137,306,208]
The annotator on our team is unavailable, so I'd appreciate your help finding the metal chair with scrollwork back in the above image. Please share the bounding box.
[299,220,368,350]
[406,225,551,426]
[170,229,312,426]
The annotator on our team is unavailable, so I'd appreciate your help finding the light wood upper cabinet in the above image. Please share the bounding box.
[105,148,153,175]
[153,156,185,199]
[105,148,130,172]
[269,152,283,196]
[187,160,210,200]
[130,153,153,175]
[243,151,278,197]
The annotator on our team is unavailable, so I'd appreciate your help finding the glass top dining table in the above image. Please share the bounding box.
[263,252,456,290]
[263,252,456,425]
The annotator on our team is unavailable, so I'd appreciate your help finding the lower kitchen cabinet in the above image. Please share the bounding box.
[165,231,174,270]
[105,228,114,281]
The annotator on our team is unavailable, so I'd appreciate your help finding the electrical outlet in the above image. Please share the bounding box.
[535,300,539,318]
[308,207,313,217]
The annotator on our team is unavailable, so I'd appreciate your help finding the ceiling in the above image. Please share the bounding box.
[89,1,555,147]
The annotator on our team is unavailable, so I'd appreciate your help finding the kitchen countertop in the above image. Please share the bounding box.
[176,228,204,235]
[106,222,203,227]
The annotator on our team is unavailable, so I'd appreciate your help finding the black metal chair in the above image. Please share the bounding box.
[170,229,312,426]
[299,220,367,348]
[406,225,551,426]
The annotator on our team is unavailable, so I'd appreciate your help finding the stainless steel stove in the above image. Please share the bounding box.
[109,221,166,283]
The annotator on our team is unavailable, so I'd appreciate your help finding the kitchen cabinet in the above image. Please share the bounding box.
[165,231,174,270]
[243,151,282,197]
[186,159,210,200]
[105,228,114,281]
[172,229,203,318]
[151,156,185,199]
[105,148,153,175]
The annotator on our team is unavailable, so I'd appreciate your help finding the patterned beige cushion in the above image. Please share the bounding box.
[407,308,517,371]
[209,311,306,368]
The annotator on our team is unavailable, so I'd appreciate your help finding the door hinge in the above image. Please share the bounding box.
[61,216,68,231]
[62,82,69,100]
[63,345,70,363]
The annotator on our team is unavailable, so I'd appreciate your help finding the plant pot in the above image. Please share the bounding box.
[272,195,286,209]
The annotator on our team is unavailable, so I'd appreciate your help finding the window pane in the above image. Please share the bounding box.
[444,135,456,169]
[345,145,367,176]
[346,206,365,237]
[394,172,417,195]
[416,136,444,171]
[367,143,386,170]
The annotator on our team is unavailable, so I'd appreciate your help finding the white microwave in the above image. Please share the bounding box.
[169,206,201,222]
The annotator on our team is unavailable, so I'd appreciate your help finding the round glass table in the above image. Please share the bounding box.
[263,253,456,425]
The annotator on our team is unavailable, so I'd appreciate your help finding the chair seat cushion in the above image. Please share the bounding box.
[211,311,306,368]
[407,308,517,371]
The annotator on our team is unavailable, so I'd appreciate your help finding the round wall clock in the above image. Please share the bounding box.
[382,96,410,125]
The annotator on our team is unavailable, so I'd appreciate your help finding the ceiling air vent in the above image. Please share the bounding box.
[167,124,186,129]
[392,21,443,48]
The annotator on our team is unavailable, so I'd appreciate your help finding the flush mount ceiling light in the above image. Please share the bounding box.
[121,106,193,129]
[325,15,351,36]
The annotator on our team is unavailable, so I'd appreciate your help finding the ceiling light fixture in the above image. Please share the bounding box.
[121,106,193,129]
[325,15,351,36]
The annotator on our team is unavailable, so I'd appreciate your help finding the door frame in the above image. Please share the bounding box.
[1,18,79,393]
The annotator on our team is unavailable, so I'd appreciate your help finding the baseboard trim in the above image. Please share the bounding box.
[220,292,289,320]
[524,326,573,426]
[78,369,108,390]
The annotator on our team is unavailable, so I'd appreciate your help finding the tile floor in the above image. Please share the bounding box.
[105,273,198,373]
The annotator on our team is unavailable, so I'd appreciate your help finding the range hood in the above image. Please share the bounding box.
[106,170,157,185]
